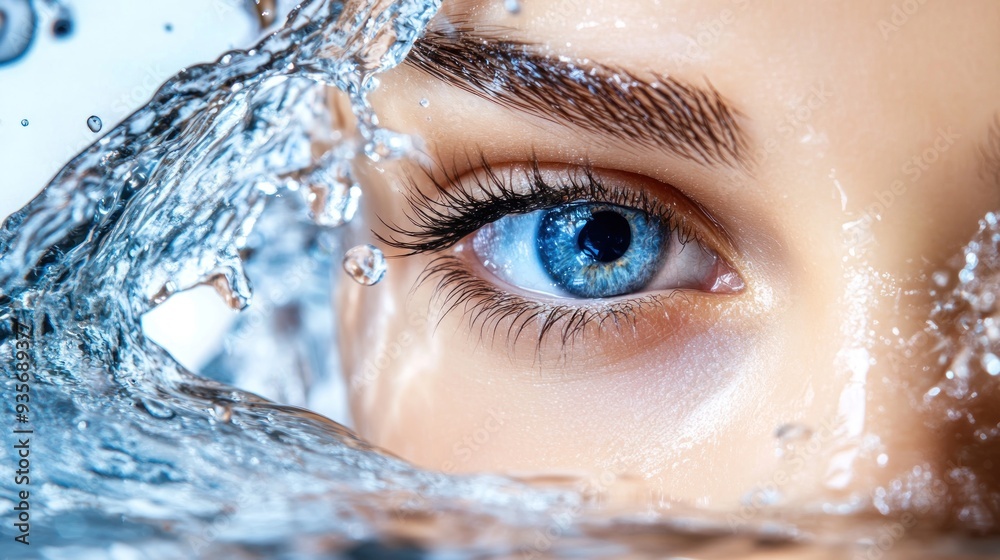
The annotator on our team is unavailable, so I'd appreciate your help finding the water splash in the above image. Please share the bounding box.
[343,243,387,285]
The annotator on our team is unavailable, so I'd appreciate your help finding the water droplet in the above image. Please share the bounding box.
[212,401,233,423]
[932,270,949,288]
[774,423,812,458]
[365,129,413,162]
[20,119,28,127]
[504,0,522,14]
[343,244,387,286]
[966,252,979,269]
[164,23,173,32]
[419,98,429,108]
[877,453,889,467]
[982,353,1000,376]
[77,420,89,430]
[87,115,103,133]
[140,399,176,420]
[52,13,73,38]
[775,423,812,442]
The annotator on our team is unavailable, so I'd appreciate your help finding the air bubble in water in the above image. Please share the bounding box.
[20,119,28,127]
[87,116,103,133]
[343,244,387,286]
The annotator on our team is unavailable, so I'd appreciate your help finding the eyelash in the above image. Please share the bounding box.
[377,155,697,253]
[376,155,702,351]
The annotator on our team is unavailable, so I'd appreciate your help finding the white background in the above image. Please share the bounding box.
[0,0,262,370]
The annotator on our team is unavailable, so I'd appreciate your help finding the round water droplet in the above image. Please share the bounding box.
[982,353,1000,376]
[419,98,429,108]
[504,0,522,14]
[52,14,73,38]
[20,119,28,127]
[87,115,102,133]
[931,270,950,288]
[164,23,173,32]
[343,244,387,286]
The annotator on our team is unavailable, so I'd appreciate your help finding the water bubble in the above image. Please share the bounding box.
[87,116,103,133]
[164,23,173,32]
[212,401,233,423]
[52,11,73,38]
[504,0,522,14]
[419,98,429,108]
[966,252,979,269]
[343,244,387,286]
[365,128,413,162]
[140,399,176,420]
[981,353,1000,376]
[20,119,28,127]
[932,270,950,288]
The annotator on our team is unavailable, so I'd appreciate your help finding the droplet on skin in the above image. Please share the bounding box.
[419,98,429,108]
[504,0,521,14]
[343,244,387,286]
[87,115,102,133]
[981,353,1000,376]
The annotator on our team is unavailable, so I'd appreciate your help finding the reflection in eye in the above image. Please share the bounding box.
[473,201,727,299]
[379,158,745,347]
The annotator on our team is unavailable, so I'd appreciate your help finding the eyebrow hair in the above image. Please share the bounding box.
[405,28,750,168]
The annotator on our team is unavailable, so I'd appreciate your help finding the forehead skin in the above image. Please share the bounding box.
[345,0,1000,518]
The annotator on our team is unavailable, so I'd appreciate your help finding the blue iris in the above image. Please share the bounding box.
[536,202,668,298]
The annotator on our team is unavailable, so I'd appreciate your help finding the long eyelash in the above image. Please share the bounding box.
[376,155,697,353]
[375,153,694,254]
[418,255,678,357]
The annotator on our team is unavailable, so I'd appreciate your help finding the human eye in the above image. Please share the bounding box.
[378,156,744,348]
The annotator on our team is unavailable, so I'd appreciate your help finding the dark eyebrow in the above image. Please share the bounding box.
[405,28,751,168]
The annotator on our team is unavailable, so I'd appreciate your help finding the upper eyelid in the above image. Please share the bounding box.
[374,155,719,258]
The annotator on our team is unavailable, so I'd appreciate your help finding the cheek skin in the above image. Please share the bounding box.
[339,173,820,504]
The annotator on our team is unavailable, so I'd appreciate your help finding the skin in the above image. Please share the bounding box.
[336,0,1000,529]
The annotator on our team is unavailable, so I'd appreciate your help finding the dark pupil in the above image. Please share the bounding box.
[577,210,631,263]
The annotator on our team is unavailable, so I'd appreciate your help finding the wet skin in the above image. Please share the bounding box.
[336,0,1000,529]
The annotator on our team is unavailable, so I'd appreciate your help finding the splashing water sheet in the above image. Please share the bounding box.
[1,0,1000,558]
